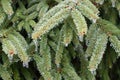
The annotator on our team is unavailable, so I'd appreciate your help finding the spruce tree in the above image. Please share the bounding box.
[0,0,120,80]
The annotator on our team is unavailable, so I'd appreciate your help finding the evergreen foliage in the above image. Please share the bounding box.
[0,0,120,80]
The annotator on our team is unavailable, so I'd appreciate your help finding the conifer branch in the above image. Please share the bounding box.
[2,38,17,61]
[71,8,87,41]
[109,35,120,57]
[7,32,29,68]
[63,23,73,46]
[97,19,120,37]
[1,0,14,17]
[0,9,6,26]
[0,0,119,80]
[85,24,100,57]
[88,33,108,72]
[55,26,64,67]
[76,2,99,23]
[33,54,53,80]
[62,50,81,80]
[40,35,52,70]
[0,65,12,80]
[32,7,70,39]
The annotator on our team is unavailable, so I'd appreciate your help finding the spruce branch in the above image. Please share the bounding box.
[88,33,108,72]
[2,38,17,61]
[55,26,65,67]
[7,32,29,68]
[76,1,99,23]
[32,0,99,39]
[85,24,100,57]
[62,50,81,80]
[63,22,73,46]
[81,0,99,14]
[77,45,95,80]
[0,0,119,80]
[0,64,12,80]
[109,35,120,57]
[12,64,21,80]
[1,0,14,17]
[71,8,87,42]
[40,35,52,70]
[32,6,70,39]
[33,54,53,80]
[97,19,120,37]
[0,9,6,26]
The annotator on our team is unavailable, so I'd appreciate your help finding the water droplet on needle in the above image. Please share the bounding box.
[33,39,38,52]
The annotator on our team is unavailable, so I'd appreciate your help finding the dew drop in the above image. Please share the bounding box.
[109,65,112,68]
[90,70,96,75]
[8,15,11,20]
[8,55,13,63]
[99,0,104,5]
[65,43,68,47]
[110,44,112,47]
[33,39,38,52]
[23,61,29,68]
[92,18,97,23]
[86,41,89,46]
[111,1,116,7]
[42,72,45,75]
[118,10,120,17]
[56,64,60,68]
[28,33,31,38]
[79,35,83,42]
[84,55,88,61]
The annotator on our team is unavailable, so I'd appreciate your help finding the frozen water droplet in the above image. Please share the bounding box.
[33,39,38,52]
[65,43,68,47]
[90,70,96,75]
[79,36,83,42]
[111,1,115,7]
[111,0,116,7]
[56,64,60,68]
[92,19,97,23]
[99,0,104,5]
[8,15,11,20]
[39,36,41,39]
[28,33,31,38]
[86,41,89,46]
[110,43,112,47]
[109,65,112,68]
[118,11,120,17]
[42,72,45,75]
[23,61,29,68]
[16,21,19,24]
[96,11,100,16]
[8,55,13,63]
